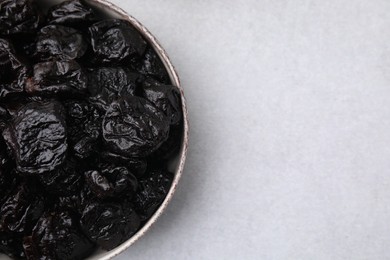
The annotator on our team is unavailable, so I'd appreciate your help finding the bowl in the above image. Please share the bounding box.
[0,0,189,259]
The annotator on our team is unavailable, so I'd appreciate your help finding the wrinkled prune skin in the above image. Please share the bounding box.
[103,96,170,158]
[87,67,142,110]
[35,25,87,61]
[0,182,45,235]
[54,194,82,213]
[39,158,82,196]
[2,101,68,174]
[101,152,147,178]
[0,0,183,257]
[65,100,101,139]
[133,168,173,221]
[138,47,170,84]
[0,39,24,80]
[64,100,102,161]
[25,60,87,97]
[24,211,95,260]
[0,0,41,35]
[142,78,182,126]
[80,201,140,250]
[89,19,146,64]
[85,164,137,199]
[47,0,97,27]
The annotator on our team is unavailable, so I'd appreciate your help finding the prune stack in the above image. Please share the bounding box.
[0,0,183,259]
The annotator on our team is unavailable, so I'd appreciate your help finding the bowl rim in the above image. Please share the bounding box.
[83,0,190,259]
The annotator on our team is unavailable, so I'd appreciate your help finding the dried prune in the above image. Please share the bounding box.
[0,182,45,235]
[24,211,95,260]
[25,60,87,97]
[141,78,182,126]
[133,167,173,221]
[64,100,102,161]
[101,152,147,178]
[85,164,137,199]
[102,96,170,158]
[138,47,170,84]
[54,194,82,213]
[65,100,101,139]
[87,67,142,110]
[35,25,87,61]
[89,19,146,64]
[0,1,183,258]
[47,0,97,27]
[0,39,24,79]
[0,0,41,35]
[2,101,68,174]
[39,158,82,196]
[80,201,140,250]
[72,135,99,160]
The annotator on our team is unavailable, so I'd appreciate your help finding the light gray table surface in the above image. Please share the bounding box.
[113,0,390,260]
[109,1,390,259]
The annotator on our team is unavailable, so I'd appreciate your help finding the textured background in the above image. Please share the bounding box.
[111,1,390,259]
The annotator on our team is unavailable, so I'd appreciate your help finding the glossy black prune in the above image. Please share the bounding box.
[141,78,182,126]
[0,1,183,258]
[101,152,147,178]
[133,167,173,221]
[0,0,41,35]
[80,201,140,250]
[0,39,24,79]
[54,194,82,213]
[64,100,102,161]
[85,164,137,199]
[87,67,142,110]
[25,60,87,97]
[47,0,97,27]
[2,101,68,174]
[89,19,147,64]
[24,211,95,260]
[103,96,170,158]
[138,47,170,84]
[0,182,45,235]
[39,158,82,196]
[35,25,87,61]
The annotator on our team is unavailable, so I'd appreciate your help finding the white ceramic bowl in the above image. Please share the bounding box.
[0,0,189,259]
